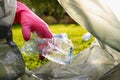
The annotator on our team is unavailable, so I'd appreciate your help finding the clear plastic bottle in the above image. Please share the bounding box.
[21,33,73,65]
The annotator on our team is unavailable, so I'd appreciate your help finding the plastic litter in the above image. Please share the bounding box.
[21,33,73,65]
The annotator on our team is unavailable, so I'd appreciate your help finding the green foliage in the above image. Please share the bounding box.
[20,0,67,23]
[12,24,94,70]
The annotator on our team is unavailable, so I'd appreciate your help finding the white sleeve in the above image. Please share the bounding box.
[105,0,120,22]
[57,0,120,52]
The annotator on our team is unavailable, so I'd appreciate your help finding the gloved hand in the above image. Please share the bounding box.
[14,1,53,60]
[14,1,53,41]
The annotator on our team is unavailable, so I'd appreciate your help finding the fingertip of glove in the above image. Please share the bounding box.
[24,37,30,41]
[39,54,45,60]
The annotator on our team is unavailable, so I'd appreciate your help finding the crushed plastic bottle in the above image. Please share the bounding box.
[21,33,73,65]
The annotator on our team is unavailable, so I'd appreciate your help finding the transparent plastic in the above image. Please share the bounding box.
[21,33,73,65]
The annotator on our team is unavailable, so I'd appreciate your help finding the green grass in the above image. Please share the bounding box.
[12,24,94,70]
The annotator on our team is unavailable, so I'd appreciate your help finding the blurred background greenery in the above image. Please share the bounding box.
[20,0,76,24]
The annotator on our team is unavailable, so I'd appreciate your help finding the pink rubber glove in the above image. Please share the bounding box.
[14,1,53,41]
[14,1,53,60]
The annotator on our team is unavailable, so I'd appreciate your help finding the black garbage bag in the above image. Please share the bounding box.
[0,26,25,80]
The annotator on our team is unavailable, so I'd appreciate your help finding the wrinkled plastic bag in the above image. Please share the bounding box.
[32,40,120,80]
[0,41,25,80]
[21,33,73,65]
[0,26,25,80]
[18,39,120,80]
